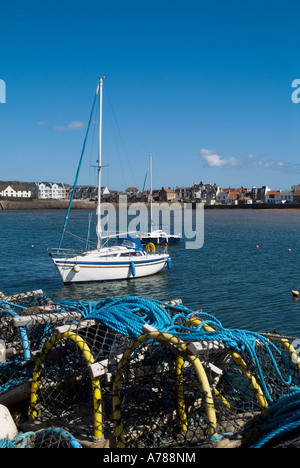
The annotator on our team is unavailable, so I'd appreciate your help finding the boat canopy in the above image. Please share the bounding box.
[116,236,144,251]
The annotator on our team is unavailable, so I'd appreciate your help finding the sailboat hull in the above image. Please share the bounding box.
[52,254,170,284]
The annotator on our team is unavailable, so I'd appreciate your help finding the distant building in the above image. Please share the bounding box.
[35,182,66,199]
[227,191,239,205]
[125,187,139,195]
[192,181,220,203]
[216,191,228,204]
[175,181,220,203]
[265,190,293,204]
[73,185,97,199]
[251,186,270,203]
[277,191,293,203]
[159,188,177,202]
[0,183,32,198]
[293,190,300,203]
[291,184,300,192]
[175,186,192,200]
[67,185,110,200]
[238,197,253,205]
[265,191,280,203]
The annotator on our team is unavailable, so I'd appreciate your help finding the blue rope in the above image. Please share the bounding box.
[34,428,82,448]
[54,296,293,404]
[0,431,35,448]
[0,299,27,310]
[0,428,82,448]
[0,305,31,361]
[251,387,300,448]
[177,312,292,403]
[56,296,175,338]
[0,358,34,395]
[1,294,293,406]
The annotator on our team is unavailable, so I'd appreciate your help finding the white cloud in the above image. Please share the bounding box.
[245,154,292,171]
[199,148,300,173]
[199,148,240,168]
[38,120,48,126]
[54,120,87,132]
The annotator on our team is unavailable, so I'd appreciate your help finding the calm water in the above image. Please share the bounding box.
[1,208,300,337]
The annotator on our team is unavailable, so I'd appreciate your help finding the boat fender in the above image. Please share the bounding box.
[167,258,171,269]
[0,405,18,440]
[73,264,80,273]
[146,242,156,253]
[130,261,136,277]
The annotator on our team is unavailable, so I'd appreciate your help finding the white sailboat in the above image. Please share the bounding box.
[50,77,171,284]
[140,153,181,245]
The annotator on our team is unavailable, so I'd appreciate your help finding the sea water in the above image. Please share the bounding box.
[1,208,300,336]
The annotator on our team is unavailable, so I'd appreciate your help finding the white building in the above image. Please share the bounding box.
[35,182,66,199]
[265,190,293,204]
[0,184,32,198]
[216,191,228,204]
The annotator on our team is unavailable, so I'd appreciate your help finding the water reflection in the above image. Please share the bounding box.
[52,269,172,303]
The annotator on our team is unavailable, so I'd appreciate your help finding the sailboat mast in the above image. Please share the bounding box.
[96,76,104,249]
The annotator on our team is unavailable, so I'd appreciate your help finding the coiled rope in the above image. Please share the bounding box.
[56,296,175,337]
[251,387,300,448]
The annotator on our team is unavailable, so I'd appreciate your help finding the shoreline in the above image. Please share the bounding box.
[1,198,300,210]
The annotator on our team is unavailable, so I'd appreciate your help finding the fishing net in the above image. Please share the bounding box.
[0,290,84,410]
[0,428,82,448]
[29,321,131,446]
[111,330,300,448]
[27,298,300,448]
[0,291,49,400]
[1,293,300,448]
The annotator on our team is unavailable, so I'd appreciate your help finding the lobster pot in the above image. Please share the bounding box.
[31,334,99,444]
[0,291,47,356]
[0,290,47,308]
[112,332,225,449]
[112,330,300,449]
[0,292,87,401]
[0,291,45,400]
[33,428,82,449]
[217,333,300,413]
[30,320,132,445]
[65,318,132,363]
[0,427,82,449]
[245,388,300,449]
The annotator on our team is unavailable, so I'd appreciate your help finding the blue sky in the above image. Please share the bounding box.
[1,0,300,191]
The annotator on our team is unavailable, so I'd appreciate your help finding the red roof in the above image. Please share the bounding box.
[227,192,239,200]
[162,188,175,193]
[266,191,280,196]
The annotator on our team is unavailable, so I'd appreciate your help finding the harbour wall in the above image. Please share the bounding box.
[1,199,300,210]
